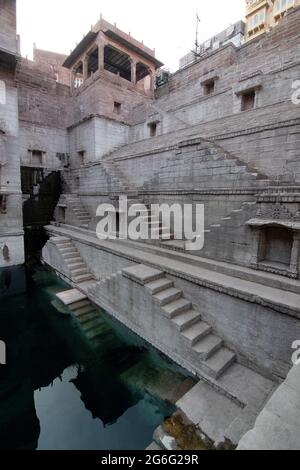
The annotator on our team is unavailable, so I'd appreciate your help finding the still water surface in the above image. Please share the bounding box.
[0,266,181,450]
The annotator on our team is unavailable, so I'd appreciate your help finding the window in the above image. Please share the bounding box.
[114,102,121,114]
[203,79,215,96]
[31,150,43,166]
[148,122,157,137]
[241,90,256,111]
[78,151,85,165]
[0,195,7,214]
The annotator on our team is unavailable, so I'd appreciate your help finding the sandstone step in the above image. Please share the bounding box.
[78,311,99,324]
[63,252,79,260]
[154,287,182,306]
[202,348,236,379]
[67,261,85,270]
[68,299,91,311]
[81,318,101,332]
[181,321,212,345]
[145,277,174,295]
[70,267,89,276]
[86,325,104,340]
[172,309,202,331]
[163,298,192,319]
[73,273,94,283]
[193,334,223,360]
[72,304,95,316]
[52,237,70,245]
[122,264,164,285]
[59,245,76,255]
[56,289,87,306]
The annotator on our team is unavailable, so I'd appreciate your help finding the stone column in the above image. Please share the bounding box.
[290,232,300,277]
[83,56,88,81]
[98,43,104,70]
[71,69,76,93]
[131,59,136,85]
[148,68,155,91]
[250,227,261,267]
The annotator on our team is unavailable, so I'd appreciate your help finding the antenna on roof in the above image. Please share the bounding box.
[195,13,201,55]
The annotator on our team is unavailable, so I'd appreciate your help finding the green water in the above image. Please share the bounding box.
[0,266,187,450]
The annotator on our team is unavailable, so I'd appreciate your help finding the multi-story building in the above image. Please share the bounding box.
[245,0,300,41]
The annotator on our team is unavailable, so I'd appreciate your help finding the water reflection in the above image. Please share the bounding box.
[0,266,178,450]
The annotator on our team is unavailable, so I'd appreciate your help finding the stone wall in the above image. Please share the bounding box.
[0,0,17,54]
[0,61,24,267]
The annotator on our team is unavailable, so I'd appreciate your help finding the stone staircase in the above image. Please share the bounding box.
[65,194,92,229]
[101,160,133,192]
[88,264,236,380]
[51,236,95,284]
[139,269,236,379]
[68,297,105,346]
[159,200,257,253]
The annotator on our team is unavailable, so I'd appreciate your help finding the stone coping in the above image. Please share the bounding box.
[45,224,300,319]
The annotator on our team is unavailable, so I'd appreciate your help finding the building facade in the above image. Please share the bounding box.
[245,0,300,41]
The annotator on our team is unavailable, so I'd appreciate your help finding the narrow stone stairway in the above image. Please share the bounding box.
[66,194,92,229]
[90,264,237,380]
[143,270,236,379]
[68,298,104,345]
[51,236,94,284]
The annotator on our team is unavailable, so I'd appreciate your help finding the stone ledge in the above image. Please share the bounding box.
[45,224,300,319]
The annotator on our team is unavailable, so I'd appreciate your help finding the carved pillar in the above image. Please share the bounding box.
[131,59,136,85]
[71,69,76,93]
[98,43,104,70]
[290,232,300,277]
[250,227,261,267]
[83,56,88,81]
[149,69,155,91]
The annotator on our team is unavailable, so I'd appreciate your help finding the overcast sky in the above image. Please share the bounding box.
[17,0,245,71]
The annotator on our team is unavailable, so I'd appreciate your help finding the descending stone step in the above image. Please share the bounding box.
[73,304,95,316]
[154,287,182,306]
[81,317,101,333]
[68,262,86,270]
[56,289,87,305]
[202,348,236,379]
[193,334,223,360]
[122,265,164,285]
[73,273,94,283]
[86,325,104,340]
[163,298,192,319]
[70,267,89,276]
[65,256,82,265]
[145,277,174,295]
[181,320,212,344]
[78,311,99,324]
[172,309,202,331]
[68,299,91,311]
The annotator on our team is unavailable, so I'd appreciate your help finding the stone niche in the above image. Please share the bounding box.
[247,197,300,278]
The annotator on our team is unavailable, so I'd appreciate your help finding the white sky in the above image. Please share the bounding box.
[17,0,245,72]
